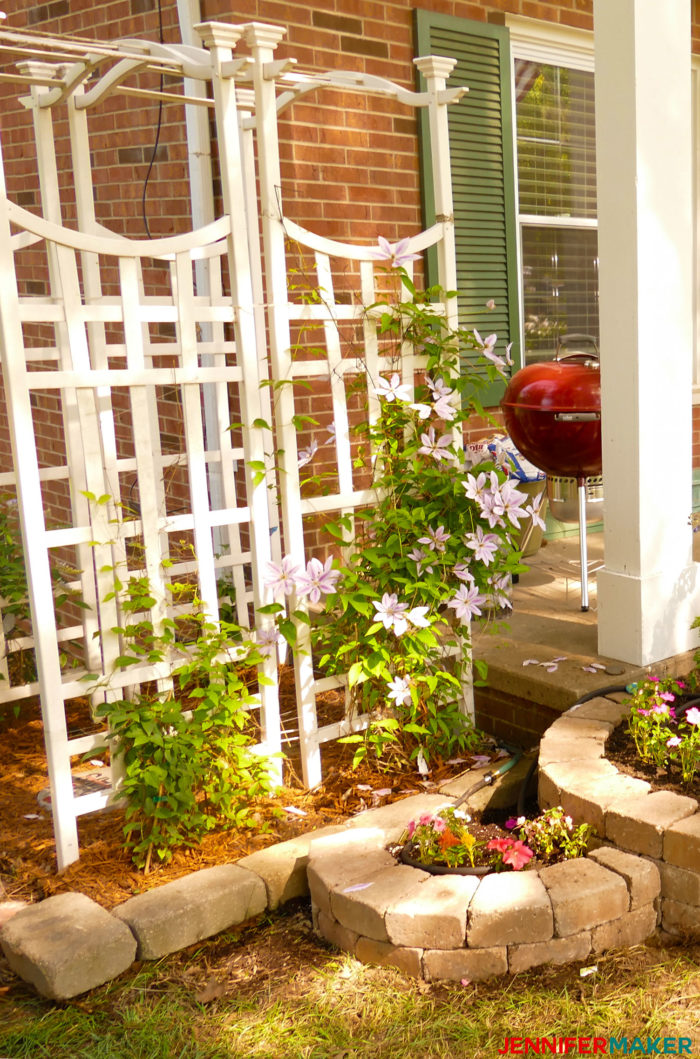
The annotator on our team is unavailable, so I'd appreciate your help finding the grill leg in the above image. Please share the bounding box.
[578,476,589,611]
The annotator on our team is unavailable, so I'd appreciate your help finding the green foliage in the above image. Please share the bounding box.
[96,578,277,870]
[508,805,595,864]
[267,269,529,770]
[624,675,700,787]
[312,276,523,765]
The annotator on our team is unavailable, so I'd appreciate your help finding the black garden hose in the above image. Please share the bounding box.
[515,682,636,817]
[453,744,523,809]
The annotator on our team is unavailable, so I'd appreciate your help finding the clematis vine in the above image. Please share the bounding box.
[418,427,454,463]
[370,235,421,268]
[296,557,341,604]
[447,584,487,623]
[374,372,413,403]
[273,272,528,772]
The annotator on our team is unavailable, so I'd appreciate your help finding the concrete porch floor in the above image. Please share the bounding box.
[471,530,699,736]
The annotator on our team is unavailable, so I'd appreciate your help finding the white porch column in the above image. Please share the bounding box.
[594,0,698,665]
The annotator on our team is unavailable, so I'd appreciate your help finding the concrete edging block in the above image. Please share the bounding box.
[113,864,267,959]
[0,892,136,999]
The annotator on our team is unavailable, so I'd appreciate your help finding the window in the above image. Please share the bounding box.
[511,33,598,363]
[415,12,598,392]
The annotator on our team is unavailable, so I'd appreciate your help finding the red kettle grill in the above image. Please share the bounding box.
[501,353,601,611]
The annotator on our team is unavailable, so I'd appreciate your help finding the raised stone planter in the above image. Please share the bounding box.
[307,824,660,981]
[538,696,700,938]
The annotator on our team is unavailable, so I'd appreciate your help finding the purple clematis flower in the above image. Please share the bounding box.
[464,525,500,565]
[264,555,301,599]
[446,584,486,623]
[418,427,454,463]
[295,557,340,604]
[369,235,421,268]
[418,525,451,553]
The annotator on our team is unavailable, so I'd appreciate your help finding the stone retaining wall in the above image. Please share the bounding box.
[537,696,700,938]
[306,827,660,981]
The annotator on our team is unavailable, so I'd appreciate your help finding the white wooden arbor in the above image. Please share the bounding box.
[0,21,466,868]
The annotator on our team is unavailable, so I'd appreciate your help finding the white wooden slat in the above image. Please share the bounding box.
[28,91,103,678]
[118,256,171,639]
[67,89,128,729]
[313,252,357,557]
[202,21,282,773]
[67,731,110,755]
[72,790,113,816]
[0,680,41,702]
[298,489,377,516]
[315,713,371,743]
[173,248,220,621]
[243,22,321,787]
[0,182,79,869]
[18,301,240,325]
[282,217,445,260]
[360,259,383,433]
[238,85,283,602]
[22,366,245,388]
[6,199,232,258]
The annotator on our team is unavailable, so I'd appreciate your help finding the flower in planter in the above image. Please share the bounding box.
[506,806,594,864]
[625,677,700,783]
[486,837,534,871]
[396,806,535,873]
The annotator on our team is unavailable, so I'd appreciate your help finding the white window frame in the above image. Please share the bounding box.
[505,15,700,400]
[505,16,598,365]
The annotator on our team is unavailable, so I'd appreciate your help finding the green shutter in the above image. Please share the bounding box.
[414,11,520,406]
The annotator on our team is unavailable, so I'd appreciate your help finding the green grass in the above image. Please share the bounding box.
[1,905,698,1059]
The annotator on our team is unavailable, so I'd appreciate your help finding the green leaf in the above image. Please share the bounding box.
[347,661,367,688]
[291,414,319,429]
[278,619,297,648]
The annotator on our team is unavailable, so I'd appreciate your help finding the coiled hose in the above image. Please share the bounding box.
[454,682,643,815]
[514,681,637,817]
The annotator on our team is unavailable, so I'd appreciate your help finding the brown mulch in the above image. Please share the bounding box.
[0,673,488,911]
[3,672,698,917]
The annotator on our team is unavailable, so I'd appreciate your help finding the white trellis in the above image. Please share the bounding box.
[0,20,467,866]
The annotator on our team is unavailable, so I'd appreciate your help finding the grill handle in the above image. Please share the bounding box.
[554,411,601,422]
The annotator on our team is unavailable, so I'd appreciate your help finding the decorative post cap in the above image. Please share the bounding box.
[195,21,246,51]
[242,22,287,49]
[413,56,458,81]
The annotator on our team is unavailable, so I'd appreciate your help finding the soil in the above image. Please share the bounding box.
[0,671,496,911]
[1,675,697,916]
[605,713,700,802]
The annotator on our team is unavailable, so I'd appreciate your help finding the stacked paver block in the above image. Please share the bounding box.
[0,893,136,999]
[308,827,660,981]
[113,864,268,959]
[538,697,700,937]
